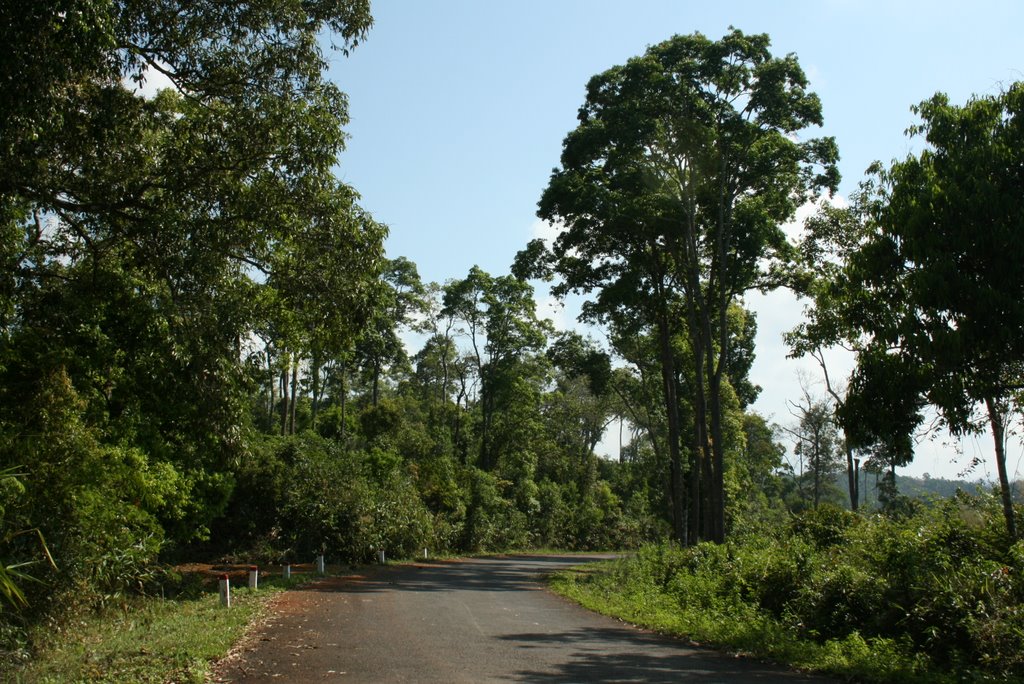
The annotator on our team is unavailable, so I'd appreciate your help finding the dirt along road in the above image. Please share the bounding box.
[212,553,830,683]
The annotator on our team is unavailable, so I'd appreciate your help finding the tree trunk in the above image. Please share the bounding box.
[986,397,1018,541]
[372,359,380,407]
[686,310,709,546]
[656,313,687,545]
[813,439,821,508]
[279,357,288,436]
[454,366,468,464]
[846,446,859,512]
[266,343,276,430]
[289,355,298,435]
[707,357,726,543]
[339,358,348,439]
[310,348,321,428]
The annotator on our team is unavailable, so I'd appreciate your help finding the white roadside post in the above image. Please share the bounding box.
[283,564,291,580]
[218,574,231,608]
[248,566,259,589]
[316,555,325,575]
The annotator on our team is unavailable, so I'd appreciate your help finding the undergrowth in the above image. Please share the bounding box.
[551,493,1024,683]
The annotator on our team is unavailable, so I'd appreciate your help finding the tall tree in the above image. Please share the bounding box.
[782,386,843,509]
[355,257,427,407]
[529,29,838,543]
[822,86,1024,538]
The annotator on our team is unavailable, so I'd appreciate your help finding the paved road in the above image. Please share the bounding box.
[213,554,830,683]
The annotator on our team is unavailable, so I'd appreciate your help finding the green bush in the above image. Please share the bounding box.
[592,498,1024,681]
[274,434,436,563]
[790,503,858,548]
[461,468,531,551]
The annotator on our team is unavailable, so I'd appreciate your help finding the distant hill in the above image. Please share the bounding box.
[851,471,1019,508]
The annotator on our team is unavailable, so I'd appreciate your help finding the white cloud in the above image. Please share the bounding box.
[129,63,178,100]
[780,192,849,243]
[805,63,826,90]
[530,217,563,246]
[535,293,568,331]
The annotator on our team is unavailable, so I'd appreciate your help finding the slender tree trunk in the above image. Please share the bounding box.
[441,323,453,403]
[372,359,380,407]
[339,358,347,439]
[707,152,732,545]
[986,397,1018,541]
[656,313,687,545]
[479,374,495,471]
[812,348,858,512]
[310,348,321,428]
[266,343,276,430]
[853,457,860,510]
[279,357,288,436]
[700,394,715,541]
[454,367,468,464]
[687,311,709,546]
[618,416,624,464]
[289,356,298,435]
[846,446,859,512]
[707,362,726,543]
[813,439,821,508]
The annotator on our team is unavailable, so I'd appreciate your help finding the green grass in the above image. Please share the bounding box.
[10,577,302,684]
[548,559,938,684]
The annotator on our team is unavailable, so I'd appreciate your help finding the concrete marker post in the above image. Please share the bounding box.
[378,549,386,565]
[248,566,259,589]
[219,574,231,608]
[316,555,325,575]
[283,564,291,580]
[424,548,428,560]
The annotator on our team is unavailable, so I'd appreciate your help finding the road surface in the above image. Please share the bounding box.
[212,554,830,683]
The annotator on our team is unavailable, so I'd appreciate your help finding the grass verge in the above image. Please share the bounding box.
[10,576,304,683]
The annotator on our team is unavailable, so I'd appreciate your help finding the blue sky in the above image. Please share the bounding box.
[327,0,1024,480]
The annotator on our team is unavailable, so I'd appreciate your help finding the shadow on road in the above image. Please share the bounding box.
[501,627,827,682]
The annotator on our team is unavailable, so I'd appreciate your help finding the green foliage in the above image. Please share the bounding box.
[789,503,857,549]
[558,496,1024,681]
[273,434,434,562]
[461,468,531,552]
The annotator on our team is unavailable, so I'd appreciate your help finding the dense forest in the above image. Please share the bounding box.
[2,3,1023,680]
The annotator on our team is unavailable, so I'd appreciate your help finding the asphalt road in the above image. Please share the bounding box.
[213,554,831,683]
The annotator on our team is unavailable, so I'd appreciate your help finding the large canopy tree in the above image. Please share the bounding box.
[528,29,838,543]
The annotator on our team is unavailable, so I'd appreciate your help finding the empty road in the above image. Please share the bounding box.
[213,554,830,683]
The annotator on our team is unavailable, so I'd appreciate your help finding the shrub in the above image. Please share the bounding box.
[275,434,436,563]
[589,495,1024,681]
[790,503,858,549]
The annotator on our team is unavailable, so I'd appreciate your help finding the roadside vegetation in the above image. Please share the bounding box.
[2,3,1022,682]
[553,495,1024,682]
[12,575,296,684]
